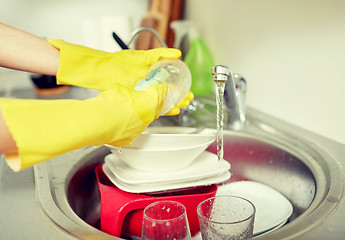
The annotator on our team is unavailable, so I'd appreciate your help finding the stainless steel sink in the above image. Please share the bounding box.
[33,104,345,239]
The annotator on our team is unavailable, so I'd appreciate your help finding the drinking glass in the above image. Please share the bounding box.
[141,200,192,240]
[197,196,255,240]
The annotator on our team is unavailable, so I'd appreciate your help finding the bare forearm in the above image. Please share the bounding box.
[0,23,59,75]
[0,23,60,153]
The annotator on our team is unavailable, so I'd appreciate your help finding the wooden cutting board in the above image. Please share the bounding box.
[136,0,184,50]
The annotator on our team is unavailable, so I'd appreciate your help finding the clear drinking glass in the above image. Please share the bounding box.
[141,200,192,240]
[197,196,255,240]
[134,59,192,115]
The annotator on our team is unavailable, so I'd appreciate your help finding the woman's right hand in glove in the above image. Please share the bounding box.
[48,39,182,90]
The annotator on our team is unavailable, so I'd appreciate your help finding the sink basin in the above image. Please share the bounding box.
[2,87,342,239]
[34,106,345,239]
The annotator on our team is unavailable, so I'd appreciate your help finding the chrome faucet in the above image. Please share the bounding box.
[127,26,168,48]
[212,65,246,130]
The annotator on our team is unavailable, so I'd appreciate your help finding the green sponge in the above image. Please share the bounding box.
[134,68,169,91]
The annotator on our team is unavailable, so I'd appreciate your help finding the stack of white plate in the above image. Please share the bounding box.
[103,127,231,194]
[103,151,231,194]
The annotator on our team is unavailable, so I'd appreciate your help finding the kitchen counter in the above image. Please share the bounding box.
[0,158,70,239]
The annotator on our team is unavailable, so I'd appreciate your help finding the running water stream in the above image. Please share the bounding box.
[215,81,226,162]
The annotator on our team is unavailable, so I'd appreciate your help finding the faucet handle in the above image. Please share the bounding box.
[212,65,231,82]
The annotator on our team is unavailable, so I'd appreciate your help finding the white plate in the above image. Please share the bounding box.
[103,164,231,194]
[191,220,287,240]
[104,152,230,184]
[255,219,287,236]
[216,181,293,235]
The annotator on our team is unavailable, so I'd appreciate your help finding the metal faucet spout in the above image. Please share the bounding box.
[128,26,168,48]
[212,65,246,130]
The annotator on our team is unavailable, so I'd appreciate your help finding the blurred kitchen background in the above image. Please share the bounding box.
[0,0,344,144]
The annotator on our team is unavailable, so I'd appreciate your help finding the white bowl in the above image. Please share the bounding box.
[128,127,215,149]
[105,138,215,172]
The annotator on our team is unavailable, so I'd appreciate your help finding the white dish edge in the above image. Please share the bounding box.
[103,164,231,194]
[104,152,230,184]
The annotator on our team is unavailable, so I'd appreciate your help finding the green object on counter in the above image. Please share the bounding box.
[184,36,214,96]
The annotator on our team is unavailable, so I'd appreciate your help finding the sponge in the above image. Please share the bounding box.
[134,68,169,91]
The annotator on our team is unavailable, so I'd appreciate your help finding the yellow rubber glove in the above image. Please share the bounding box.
[164,91,195,116]
[47,39,181,90]
[47,39,193,114]
[0,83,167,172]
